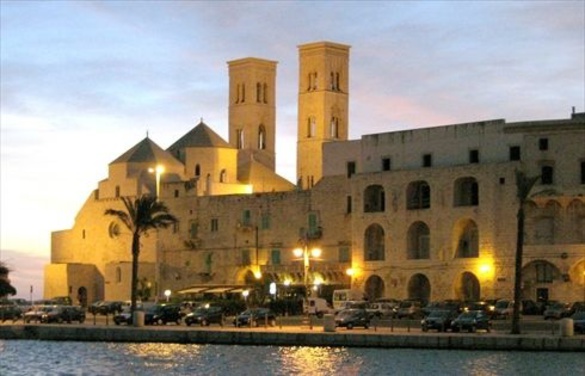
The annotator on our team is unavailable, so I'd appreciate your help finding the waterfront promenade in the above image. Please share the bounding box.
[1,318,583,352]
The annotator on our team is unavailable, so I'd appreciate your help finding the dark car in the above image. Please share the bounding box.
[113,307,133,325]
[41,306,86,324]
[334,308,370,329]
[185,306,224,326]
[492,300,513,320]
[23,305,56,323]
[463,301,495,317]
[0,304,23,322]
[97,301,124,315]
[233,308,277,327]
[543,302,572,320]
[451,310,492,333]
[396,300,423,319]
[144,304,182,325]
[421,309,458,332]
[572,311,585,334]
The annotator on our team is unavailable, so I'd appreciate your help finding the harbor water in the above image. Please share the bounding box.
[1,340,583,376]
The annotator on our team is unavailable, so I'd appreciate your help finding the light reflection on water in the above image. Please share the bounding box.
[0,340,583,376]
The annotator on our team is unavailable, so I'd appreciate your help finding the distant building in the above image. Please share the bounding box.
[45,42,585,307]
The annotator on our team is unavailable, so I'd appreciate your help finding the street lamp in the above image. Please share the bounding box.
[148,164,165,302]
[148,164,165,199]
[293,242,321,326]
[164,289,171,303]
[242,289,249,308]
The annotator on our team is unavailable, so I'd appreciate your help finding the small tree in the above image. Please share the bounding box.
[0,262,17,297]
[105,195,177,316]
[511,170,540,334]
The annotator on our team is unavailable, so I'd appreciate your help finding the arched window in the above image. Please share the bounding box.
[263,83,268,103]
[256,82,261,103]
[454,177,479,206]
[258,125,266,150]
[237,129,244,149]
[364,185,385,213]
[195,164,201,177]
[307,117,316,138]
[364,224,385,261]
[330,117,339,139]
[220,169,227,183]
[407,221,430,259]
[406,181,430,210]
[455,219,479,258]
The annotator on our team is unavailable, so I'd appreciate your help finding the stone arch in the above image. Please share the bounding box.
[521,260,562,301]
[567,199,585,243]
[364,275,385,301]
[364,185,385,213]
[407,221,430,259]
[364,223,385,261]
[454,272,480,301]
[407,273,430,304]
[406,180,431,210]
[453,218,479,258]
[453,177,479,206]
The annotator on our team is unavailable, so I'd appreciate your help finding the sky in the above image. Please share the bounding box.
[1,1,584,301]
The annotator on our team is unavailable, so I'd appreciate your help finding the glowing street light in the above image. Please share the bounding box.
[164,289,171,302]
[293,240,321,328]
[148,164,165,302]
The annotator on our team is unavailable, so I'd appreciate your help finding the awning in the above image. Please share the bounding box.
[204,287,234,294]
[177,287,209,294]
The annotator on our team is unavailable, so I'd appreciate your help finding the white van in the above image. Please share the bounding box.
[303,298,333,318]
[332,289,364,312]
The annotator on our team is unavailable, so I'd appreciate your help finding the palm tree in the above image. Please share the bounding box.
[105,195,178,317]
[511,170,540,334]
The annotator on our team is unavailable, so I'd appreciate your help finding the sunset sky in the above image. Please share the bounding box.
[1,1,584,301]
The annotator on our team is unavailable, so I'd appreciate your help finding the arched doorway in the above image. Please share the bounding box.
[364,275,385,301]
[407,274,430,304]
[77,287,88,307]
[455,272,480,301]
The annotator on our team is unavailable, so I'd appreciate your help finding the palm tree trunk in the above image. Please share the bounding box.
[511,205,524,334]
[131,232,140,316]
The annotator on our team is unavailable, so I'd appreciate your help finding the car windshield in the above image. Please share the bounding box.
[428,310,450,318]
[495,301,509,308]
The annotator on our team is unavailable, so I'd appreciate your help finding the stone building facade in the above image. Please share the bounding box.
[45,41,585,307]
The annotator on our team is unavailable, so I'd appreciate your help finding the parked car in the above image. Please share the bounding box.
[421,309,459,332]
[185,306,224,326]
[367,302,396,319]
[97,301,124,315]
[521,299,546,315]
[0,303,23,322]
[233,308,277,327]
[41,306,86,324]
[396,300,423,319]
[571,311,585,334]
[451,310,492,333]
[463,301,494,317]
[23,305,56,323]
[568,301,585,315]
[492,300,514,319]
[113,307,133,325]
[543,302,572,320]
[303,298,333,318]
[334,308,370,329]
[144,304,182,325]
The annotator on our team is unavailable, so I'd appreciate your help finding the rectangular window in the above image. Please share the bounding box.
[509,146,521,161]
[581,161,585,184]
[346,196,352,214]
[261,214,270,230]
[469,149,479,164]
[347,161,356,178]
[242,210,251,226]
[423,154,432,167]
[382,157,391,171]
[241,249,251,266]
[541,166,554,185]
[338,246,351,263]
[536,263,553,283]
[308,213,319,237]
[189,221,198,239]
[210,218,219,232]
[539,138,549,151]
[271,249,281,265]
[174,190,179,198]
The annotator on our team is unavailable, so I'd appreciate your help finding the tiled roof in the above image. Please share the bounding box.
[167,121,232,153]
[110,137,180,165]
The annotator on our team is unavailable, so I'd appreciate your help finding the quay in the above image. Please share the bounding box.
[1,323,583,352]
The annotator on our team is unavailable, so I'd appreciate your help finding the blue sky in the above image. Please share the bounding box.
[1,1,584,300]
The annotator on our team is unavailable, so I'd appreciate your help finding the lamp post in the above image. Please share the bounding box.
[148,164,165,302]
[293,240,321,326]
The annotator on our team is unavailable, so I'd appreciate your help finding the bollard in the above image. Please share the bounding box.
[323,314,336,332]
[105,313,109,326]
[264,313,268,328]
[559,318,574,337]
[93,313,97,326]
[390,316,394,332]
[407,319,411,332]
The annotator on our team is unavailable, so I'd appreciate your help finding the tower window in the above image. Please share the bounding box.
[195,164,201,177]
[541,165,554,185]
[539,138,549,151]
[509,146,521,161]
[330,117,339,138]
[469,149,479,164]
[258,125,266,150]
[423,154,432,167]
[347,161,356,178]
[263,83,268,103]
[307,117,316,138]
[256,82,262,103]
[382,157,391,171]
[237,129,244,149]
